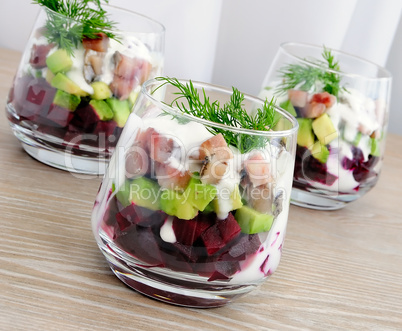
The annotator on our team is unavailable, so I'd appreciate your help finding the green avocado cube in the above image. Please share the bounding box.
[183,177,217,211]
[310,141,329,163]
[160,189,198,220]
[370,137,381,157]
[51,73,89,97]
[116,177,161,210]
[297,118,315,148]
[53,89,81,111]
[312,113,338,145]
[106,98,131,127]
[89,99,114,121]
[46,49,73,74]
[235,206,274,234]
[91,81,112,100]
[280,99,297,117]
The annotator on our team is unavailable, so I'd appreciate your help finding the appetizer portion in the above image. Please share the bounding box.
[95,78,296,283]
[7,0,163,153]
[260,48,386,196]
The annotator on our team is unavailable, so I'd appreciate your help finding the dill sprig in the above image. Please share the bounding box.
[33,0,117,55]
[276,46,345,97]
[154,77,278,154]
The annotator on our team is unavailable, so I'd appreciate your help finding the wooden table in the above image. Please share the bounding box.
[0,47,401,330]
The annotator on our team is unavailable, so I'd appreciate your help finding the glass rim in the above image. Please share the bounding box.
[280,41,392,80]
[41,3,165,35]
[141,78,299,138]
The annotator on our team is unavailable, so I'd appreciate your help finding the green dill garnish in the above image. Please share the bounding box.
[154,77,278,154]
[276,46,345,97]
[33,0,117,55]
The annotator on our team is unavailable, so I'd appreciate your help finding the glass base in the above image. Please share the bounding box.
[290,188,356,210]
[100,243,257,308]
[9,120,109,175]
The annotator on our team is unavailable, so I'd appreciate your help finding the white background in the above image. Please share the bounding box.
[1,0,401,135]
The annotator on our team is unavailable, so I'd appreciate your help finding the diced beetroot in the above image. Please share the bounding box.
[82,32,109,52]
[36,123,66,139]
[115,212,132,231]
[73,103,101,129]
[174,242,206,263]
[114,226,163,266]
[208,257,241,281]
[294,146,338,186]
[173,214,213,246]
[13,77,56,120]
[217,213,241,243]
[94,120,117,136]
[201,224,226,256]
[119,203,166,228]
[157,242,194,273]
[46,104,74,127]
[228,233,261,260]
[29,44,53,69]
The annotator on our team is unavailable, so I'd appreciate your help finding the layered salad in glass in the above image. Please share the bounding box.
[92,78,298,305]
[260,46,390,207]
[7,0,163,161]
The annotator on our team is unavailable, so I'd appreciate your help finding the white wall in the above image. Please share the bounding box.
[1,0,401,135]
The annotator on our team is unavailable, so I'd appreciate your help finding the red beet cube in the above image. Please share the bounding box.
[173,215,213,246]
[208,258,241,281]
[73,104,101,129]
[119,203,165,228]
[228,234,261,260]
[114,226,163,266]
[201,224,226,256]
[47,104,74,127]
[217,213,241,243]
[115,212,132,231]
[13,76,56,120]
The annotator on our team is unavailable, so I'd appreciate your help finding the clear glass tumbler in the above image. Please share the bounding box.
[6,4,164,174]
[91,78,298,307]
[260,42,392,210]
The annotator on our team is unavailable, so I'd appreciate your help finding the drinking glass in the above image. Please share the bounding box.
[260,42,392,210]
[91,78,298,307]
[6,4,164,174]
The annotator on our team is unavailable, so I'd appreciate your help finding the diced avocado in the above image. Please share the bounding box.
[46,49,73,74]
[45,69,54,84]
[212,185,243,214]
[184,177,217,211]
[370,137,381,157]
[116,177,161,210]
[51,73,89,97]
[91,81,112,100]
[312,113,338,145]
[160,189,198,220]
[53,89,81,111]
[235,206,274,234]
[280,99,297,117]
[89,99,114,121]
[106,98,131,127]
[309,141,329,163]
[297,118,315,148]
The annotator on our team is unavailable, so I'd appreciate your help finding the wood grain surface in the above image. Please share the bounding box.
[0,48,401,330]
